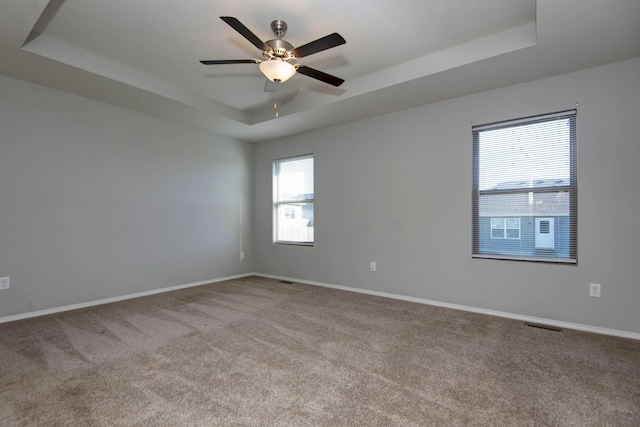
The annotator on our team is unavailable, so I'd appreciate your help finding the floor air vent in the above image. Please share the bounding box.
[525,322,563,332]
[280,280,294,284]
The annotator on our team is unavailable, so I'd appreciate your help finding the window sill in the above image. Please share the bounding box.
[473,254,577,264]
[274,241,314,247]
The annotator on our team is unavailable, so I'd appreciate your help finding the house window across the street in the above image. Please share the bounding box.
[273,154,314,245]
[284,207,296,219]
[472,110,577,263]
[491,218,520,239]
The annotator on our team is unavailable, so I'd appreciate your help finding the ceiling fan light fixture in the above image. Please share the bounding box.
[259,59,296,83]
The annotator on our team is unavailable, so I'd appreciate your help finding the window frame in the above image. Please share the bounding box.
[472,110,577,263]
[273,154,314,246]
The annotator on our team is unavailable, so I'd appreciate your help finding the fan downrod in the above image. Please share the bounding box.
[270,20,287,39]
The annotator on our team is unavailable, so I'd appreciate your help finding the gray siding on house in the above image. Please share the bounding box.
[479,191,570,217]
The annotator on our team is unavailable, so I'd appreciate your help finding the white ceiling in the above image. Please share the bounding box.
[1,0,639,142]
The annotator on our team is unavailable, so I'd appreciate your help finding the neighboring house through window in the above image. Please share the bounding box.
[273,154,314,245]
[472,110,577,263]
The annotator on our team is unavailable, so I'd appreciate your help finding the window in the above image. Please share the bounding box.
[472,110,577,263]
[273,155,314,245]
[284,207,297,219]
[491,218,520,239]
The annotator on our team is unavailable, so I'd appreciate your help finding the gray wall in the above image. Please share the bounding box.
[0,75,253,317]
[253,57,640,334]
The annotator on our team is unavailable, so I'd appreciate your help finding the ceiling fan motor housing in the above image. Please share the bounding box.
[263,39,295,61]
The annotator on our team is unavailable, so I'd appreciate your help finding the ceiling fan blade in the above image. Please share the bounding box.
[297,66,344,87]
[292,33,346,58]
[220,16,269,51]
[200,59,258,65]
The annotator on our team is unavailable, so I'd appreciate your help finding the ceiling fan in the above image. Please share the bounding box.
[200,17,346,89]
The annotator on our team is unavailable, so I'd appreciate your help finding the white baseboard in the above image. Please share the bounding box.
[0,273,253,324]
[3,271,638,341]
[254,272,640,341]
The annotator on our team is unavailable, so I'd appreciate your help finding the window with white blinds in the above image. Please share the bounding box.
[273,154,314,245]
[472,110,577,263]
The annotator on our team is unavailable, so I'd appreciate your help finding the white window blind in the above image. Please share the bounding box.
[472,110,577,263]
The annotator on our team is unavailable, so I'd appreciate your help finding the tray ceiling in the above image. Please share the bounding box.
[1,0,639,142]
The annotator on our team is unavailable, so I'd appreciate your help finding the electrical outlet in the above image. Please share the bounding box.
[0,277,9,290]
[370,262,376,272]
[589,283,601,298]
[240,251,245,260]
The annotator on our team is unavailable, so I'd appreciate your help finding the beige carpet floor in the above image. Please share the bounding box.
[0,276,639,426]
